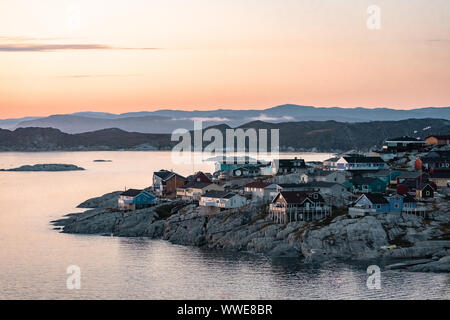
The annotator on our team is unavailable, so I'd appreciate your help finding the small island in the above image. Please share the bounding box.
[1,164,85,172]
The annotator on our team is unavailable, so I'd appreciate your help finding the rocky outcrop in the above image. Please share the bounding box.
[1,163,85,171]
[52,192,450,272]
[77,191,122,208]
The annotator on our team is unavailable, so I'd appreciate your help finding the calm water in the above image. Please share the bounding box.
[0,151,448,300]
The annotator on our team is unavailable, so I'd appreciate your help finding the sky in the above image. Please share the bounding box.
[0,0,449,118]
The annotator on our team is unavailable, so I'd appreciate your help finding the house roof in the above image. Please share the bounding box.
[244,181,271,189]
[187,171,212,183]
[417,182,436,191]
[403,195,417,203]
[363,193,389,204]
[301,181,342,188]
[324,157,340,162]
[397,171,426,179]
[120,189,144,197]
[276,191,323,204]
[313,170,336,177]
[343,156,385,163]
[384,136,424,142]
[431,170,450,179]
[153,170,186,181]
[202,190,237,199]
[363,169,397,177]
[348,176,379,185]
[426,135,450,140]
[276,158,306,168]
[179,182,213,189]
[279,183,307,189]
[421,150,450,160]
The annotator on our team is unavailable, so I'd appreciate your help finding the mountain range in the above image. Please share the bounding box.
[1,104,449,134]
[1,118,448,152]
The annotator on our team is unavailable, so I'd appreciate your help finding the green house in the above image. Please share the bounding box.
[344,177,387,194]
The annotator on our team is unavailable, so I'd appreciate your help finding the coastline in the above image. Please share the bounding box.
[52,191,450,273]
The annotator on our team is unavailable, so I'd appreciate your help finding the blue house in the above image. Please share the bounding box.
[349,193,417,217]
[118,189,156,211]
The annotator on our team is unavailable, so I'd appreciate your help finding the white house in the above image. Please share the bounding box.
[200,191,247,209]
[243,181,271,201]
[335,156,388,171]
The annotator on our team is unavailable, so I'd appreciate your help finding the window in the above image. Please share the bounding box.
[377,205,381,209]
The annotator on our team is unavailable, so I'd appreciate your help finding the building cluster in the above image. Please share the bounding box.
[116,133,449,224]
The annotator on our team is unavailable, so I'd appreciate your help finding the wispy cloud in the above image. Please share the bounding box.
[248,114,294,122]
[0,43,162,52]
[174,117,231,122]
[55,74,143,78]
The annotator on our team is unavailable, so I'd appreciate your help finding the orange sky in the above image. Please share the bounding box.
[1,0,450,118]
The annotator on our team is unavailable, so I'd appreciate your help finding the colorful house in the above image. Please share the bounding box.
[243,181,272,202]
[425,135,450,146]
[269,191,331,223]
[200,191,247,209]
[382,136,425,153]
[153,170,187,197]
[420,151,450,170]
[271,158,306,175]
[335,156,388,171]
[118,189,156,211]
[349,193,418,217]
[361,169,401,185]
[429,170,450,188]
[415,183,435,199]
[176,182,224,201]
[349,193,390,217]
[344,177,387,194]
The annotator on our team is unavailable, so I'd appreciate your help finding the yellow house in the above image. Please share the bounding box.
[177,182,224,201]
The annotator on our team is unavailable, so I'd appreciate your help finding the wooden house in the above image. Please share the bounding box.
[271,158,306,175]
[382,136,425,153]
[199,190,247,209]
[415,183,435,199]
[269,191,331,223]
[243,181,272,202]
[420,151,450,170]
[335,156,388,171]
[344,177,387,194]
[153,170,186,197]
[118,189,156,211]
[176,182,224,201]
[349,193,422,217]
[425,135,450,146]
[429,170,450,188]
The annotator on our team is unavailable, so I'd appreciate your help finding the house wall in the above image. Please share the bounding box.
[165,176,186,195]
[429,177,450,188]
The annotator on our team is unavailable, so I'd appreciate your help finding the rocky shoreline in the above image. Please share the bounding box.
[52,191,450,273]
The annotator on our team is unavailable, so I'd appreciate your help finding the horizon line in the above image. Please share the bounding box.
[2,104,450,120]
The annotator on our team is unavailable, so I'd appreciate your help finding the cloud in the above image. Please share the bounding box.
[0,43,161,52]
[174,117,231,122]
[248,114,295,122]
[55,74,143,78]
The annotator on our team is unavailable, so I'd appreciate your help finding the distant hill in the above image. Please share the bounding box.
[3,104,450,134]
[1,118,448,152]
